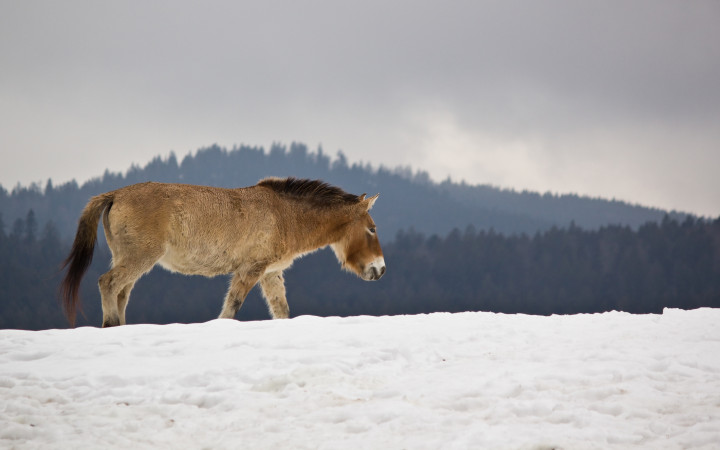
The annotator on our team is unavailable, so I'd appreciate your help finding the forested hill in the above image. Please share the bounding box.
[2,210,718,329]
[0,143,687,241]
[0,143,716,330]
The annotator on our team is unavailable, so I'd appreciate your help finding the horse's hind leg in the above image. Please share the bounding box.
[260,271,289,319]
[99,269,125,327]
[117,283,135,325]
[99,258,157,327]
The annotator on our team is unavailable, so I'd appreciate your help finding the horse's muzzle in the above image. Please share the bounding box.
[363,257,386,281]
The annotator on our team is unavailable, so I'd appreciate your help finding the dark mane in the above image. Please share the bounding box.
[258,177,361,206]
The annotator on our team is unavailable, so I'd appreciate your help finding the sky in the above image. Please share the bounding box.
[1,0,719,216]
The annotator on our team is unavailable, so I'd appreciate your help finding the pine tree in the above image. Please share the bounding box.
[25,210,37,244]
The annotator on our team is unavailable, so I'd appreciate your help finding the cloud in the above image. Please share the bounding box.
[1,0,719,215]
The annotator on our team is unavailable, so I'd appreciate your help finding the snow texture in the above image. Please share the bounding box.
[1,309,719,449]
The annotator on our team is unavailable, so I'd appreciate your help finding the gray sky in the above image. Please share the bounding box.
[1,0,719,216]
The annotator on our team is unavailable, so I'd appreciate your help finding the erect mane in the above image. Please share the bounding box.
[258,177,361,206]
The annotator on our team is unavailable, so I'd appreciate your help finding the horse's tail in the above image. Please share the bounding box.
[60,192,114,327]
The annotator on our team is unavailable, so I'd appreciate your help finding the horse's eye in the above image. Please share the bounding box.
[368,227,376,234]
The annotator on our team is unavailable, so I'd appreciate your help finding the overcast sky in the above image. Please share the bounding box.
[1,0,719,216]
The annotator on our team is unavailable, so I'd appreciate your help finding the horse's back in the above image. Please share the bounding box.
[106,182,235,237]
[104,183,279,276]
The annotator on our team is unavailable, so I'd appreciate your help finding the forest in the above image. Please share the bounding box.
[1,209,718,330]
[0,144,714,330]
[0,143,686,242]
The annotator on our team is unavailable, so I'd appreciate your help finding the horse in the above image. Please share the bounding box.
[60,177,385,327]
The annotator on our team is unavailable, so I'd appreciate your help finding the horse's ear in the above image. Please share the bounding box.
[365,193,379,211]
[359,194,367,201]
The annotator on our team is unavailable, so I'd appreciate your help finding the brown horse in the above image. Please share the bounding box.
[60,177,385,327]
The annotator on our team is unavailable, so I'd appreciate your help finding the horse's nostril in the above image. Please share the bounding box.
[372,265,386,280]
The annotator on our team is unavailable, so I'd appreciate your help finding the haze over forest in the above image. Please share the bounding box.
[0,143,690,242]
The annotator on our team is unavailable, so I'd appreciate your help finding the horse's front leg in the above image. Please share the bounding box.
[219,266,265,320]
[259,271,289,319]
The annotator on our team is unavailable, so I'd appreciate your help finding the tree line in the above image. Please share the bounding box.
[0,143,687,243]
[2,210,718,330]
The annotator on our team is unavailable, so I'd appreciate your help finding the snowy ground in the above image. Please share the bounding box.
[1,309,719,449]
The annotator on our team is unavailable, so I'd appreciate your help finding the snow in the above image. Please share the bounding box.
[1,309,719,449]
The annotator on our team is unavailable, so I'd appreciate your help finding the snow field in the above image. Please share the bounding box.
[1,309,719,449]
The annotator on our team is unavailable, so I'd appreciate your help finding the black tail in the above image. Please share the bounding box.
[60,193,113,327]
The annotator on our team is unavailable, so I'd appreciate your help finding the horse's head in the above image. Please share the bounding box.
[331,194,386,281]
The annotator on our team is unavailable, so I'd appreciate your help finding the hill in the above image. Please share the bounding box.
[0,143,688,241]
[1,310,718,449]
[2,143,714,331]
[2,211,718,330]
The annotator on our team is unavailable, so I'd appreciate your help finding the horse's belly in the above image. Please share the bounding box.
[264,256,296,273]
[158,248,236,276]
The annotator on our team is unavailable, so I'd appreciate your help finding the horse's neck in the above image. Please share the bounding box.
[287,203,352,252]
